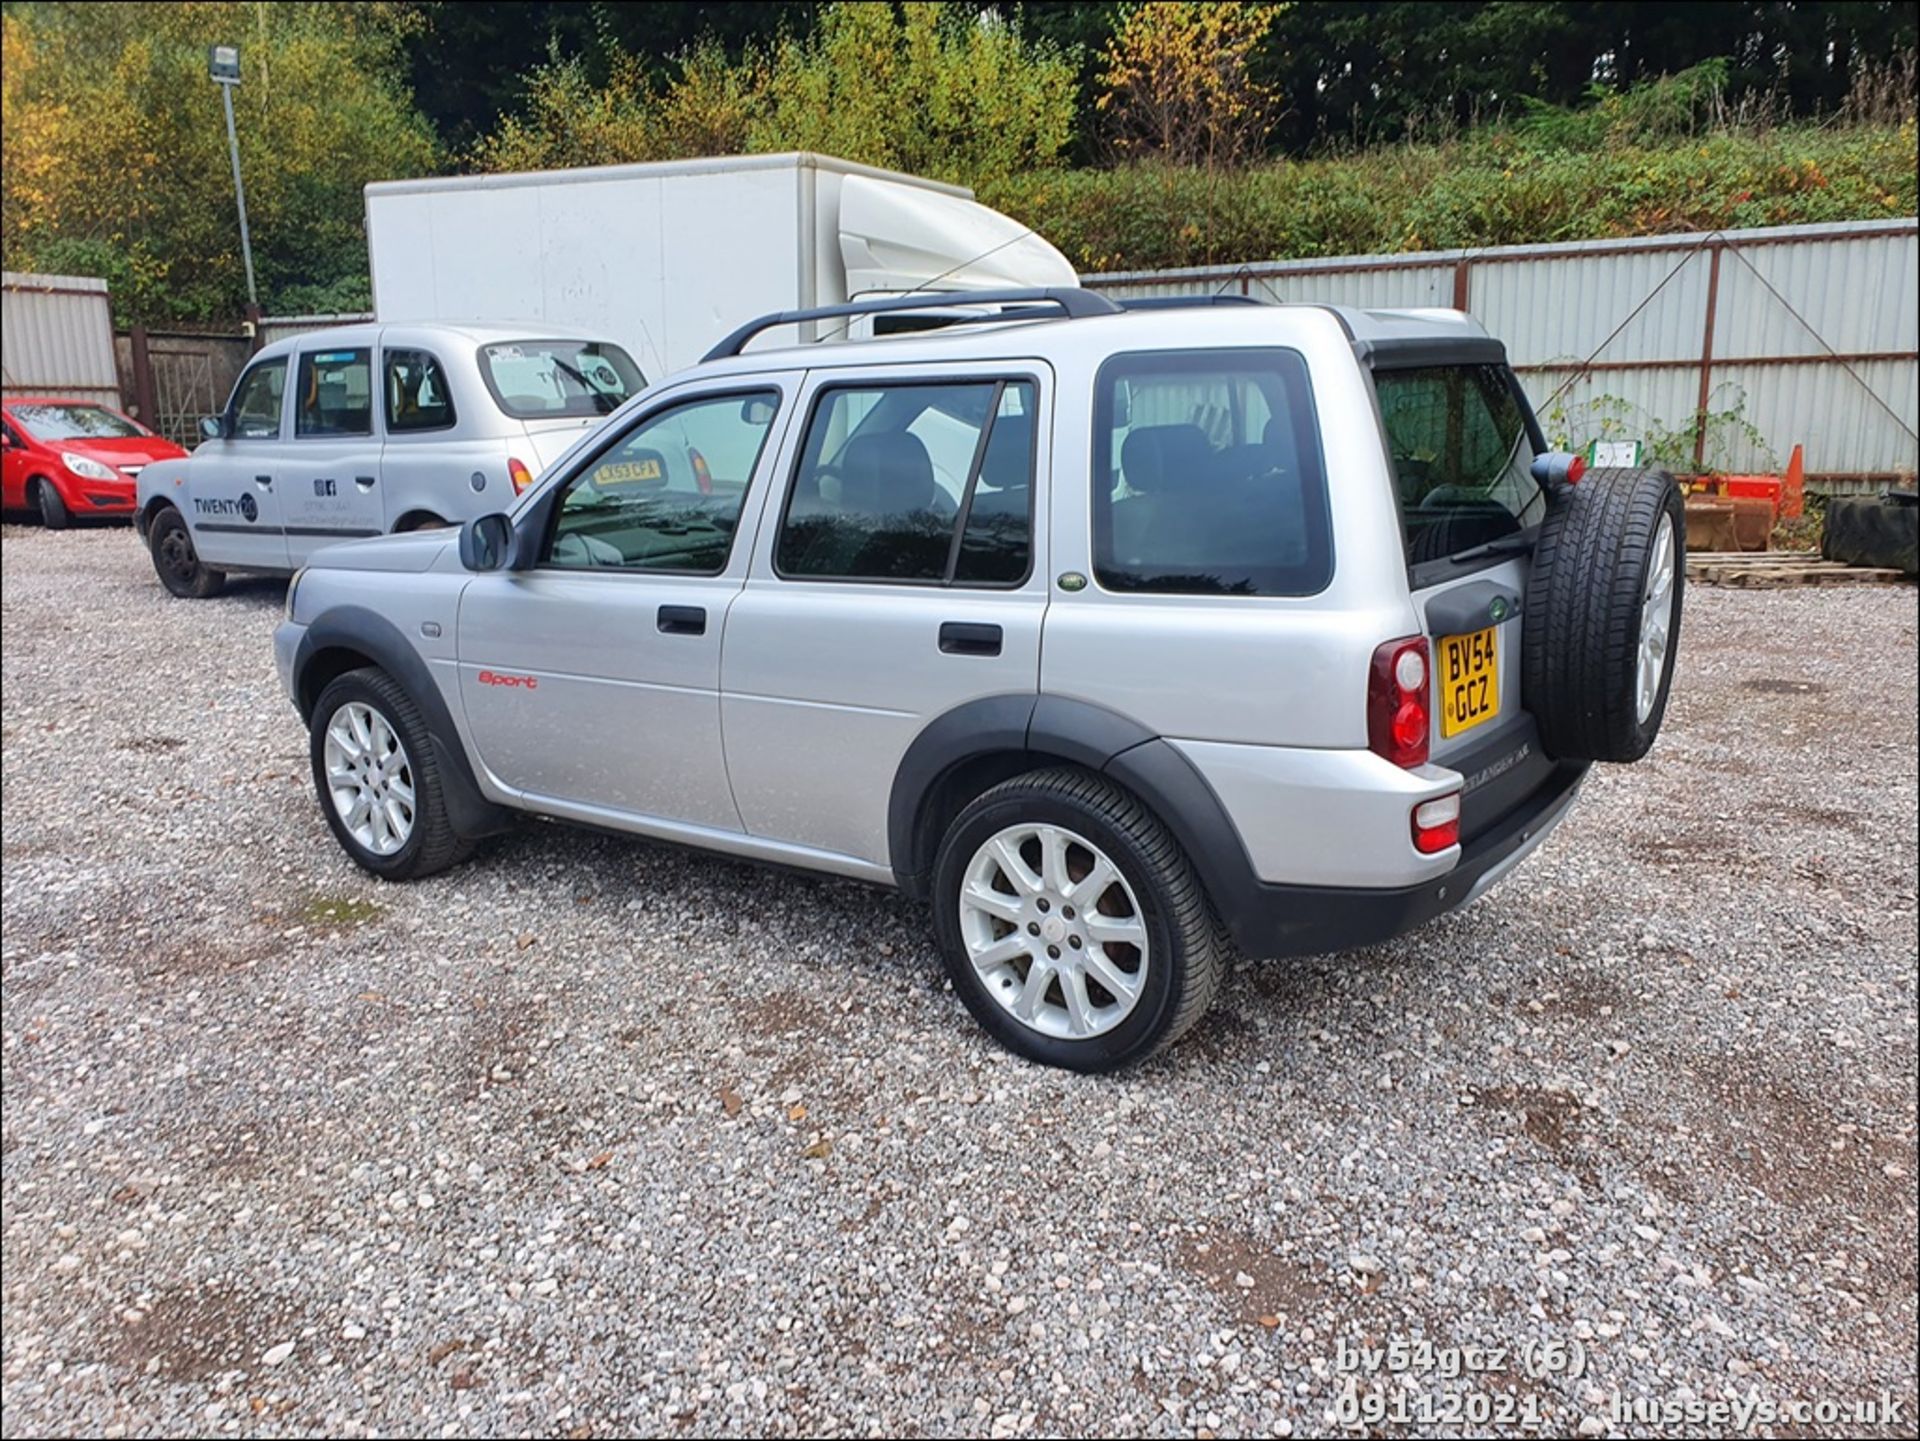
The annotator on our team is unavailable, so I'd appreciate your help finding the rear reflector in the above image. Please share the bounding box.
[1368,636,1432,768]
[1412,792,1462,854]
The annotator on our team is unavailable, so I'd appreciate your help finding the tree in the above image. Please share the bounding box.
[1096,2,1285,165]
[471,2,1078,190]
[2,2,440,324]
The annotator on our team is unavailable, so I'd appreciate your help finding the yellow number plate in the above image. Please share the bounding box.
[1439,626,1500,738]
[592,457,663,486]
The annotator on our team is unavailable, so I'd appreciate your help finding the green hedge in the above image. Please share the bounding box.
[978,122,1919,273]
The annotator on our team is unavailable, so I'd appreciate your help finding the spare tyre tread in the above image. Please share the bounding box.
[1522,466,1684,763]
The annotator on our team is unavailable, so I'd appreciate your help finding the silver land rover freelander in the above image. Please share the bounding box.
[135,322,644,597]
[272,289,1683,1072]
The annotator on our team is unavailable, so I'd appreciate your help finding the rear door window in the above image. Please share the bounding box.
[1373,364,1544,566]
[776,379,1035,586]
[1093,349,1330,596]
[384,349,456,433]
[295,349,373,437]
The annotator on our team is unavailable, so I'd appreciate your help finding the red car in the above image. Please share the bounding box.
[2,397,188,528]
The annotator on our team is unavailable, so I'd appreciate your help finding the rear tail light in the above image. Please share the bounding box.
[1412,792,1462,854]
[690,447,713,495]
[508,456,534,494]
[1368,636,1431,768]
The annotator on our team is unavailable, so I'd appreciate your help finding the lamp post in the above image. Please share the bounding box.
[208,44,258,309]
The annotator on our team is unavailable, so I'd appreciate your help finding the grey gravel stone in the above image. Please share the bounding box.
[2,526,1915,1437]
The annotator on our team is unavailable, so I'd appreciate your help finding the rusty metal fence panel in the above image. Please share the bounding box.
[1,271,121,411]
[1083,218,1920,490]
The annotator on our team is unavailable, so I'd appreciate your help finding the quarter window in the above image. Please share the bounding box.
[228,359,288,440]
[777,380,1035,585]
[1094,349,1330,596]
[385,349,456,433]
[545,391,779,574]
[295,348,373,438]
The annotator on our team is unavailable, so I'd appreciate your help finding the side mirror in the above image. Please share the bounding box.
[198,414,230,441]
[458,512,514,572]
[739,396,777,425]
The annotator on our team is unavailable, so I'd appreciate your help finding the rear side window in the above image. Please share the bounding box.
[777,379,1035,586]
[1373,364,1544,565]
[229,359,287,440]
[295,349,372,438]
[1094,349,1330,596]
[385,350,455,433]
[480,340,644,420]
[545,390,778,574]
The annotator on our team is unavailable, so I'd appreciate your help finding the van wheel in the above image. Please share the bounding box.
[32,479,72,530]
[148,506,227,598]
[309,668,474,882]
[930,767,1223,1072]
[395,512,450,532]
[1523,467,1685,762]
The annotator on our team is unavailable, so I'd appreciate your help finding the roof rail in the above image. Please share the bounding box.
[1116,294,1267,310]
[701,286,1121,362]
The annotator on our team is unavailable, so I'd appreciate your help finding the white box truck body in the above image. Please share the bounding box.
[365,152,1077,382]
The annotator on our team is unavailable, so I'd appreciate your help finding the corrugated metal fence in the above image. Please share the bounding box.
[1083,218,1919,491]
[1,271,120,411]
[256,312,372,347]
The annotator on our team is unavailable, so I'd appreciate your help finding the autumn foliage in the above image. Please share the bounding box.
[1096,2,1286,166]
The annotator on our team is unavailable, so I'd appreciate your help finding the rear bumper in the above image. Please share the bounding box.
[1219,759,1587,958]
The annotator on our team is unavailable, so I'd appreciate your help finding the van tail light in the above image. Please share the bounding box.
[1412,792,1461,854]
[508,456,534,494]
[1368,636,1431,769]
[689,447,713,495]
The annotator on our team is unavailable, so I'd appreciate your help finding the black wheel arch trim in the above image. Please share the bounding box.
[890,693,1589,958]
[293,605,512,839]
[887,695,1263,940]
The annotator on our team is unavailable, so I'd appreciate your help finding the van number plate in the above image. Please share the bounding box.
[1439,626,1499,738]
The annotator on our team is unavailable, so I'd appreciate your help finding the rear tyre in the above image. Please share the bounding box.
[930,767,1223,1072]
[394,512,450,533]
[147,505,226,598]
[309,668,475,882]
[33,479,72,530]
[1522,466,1684,762]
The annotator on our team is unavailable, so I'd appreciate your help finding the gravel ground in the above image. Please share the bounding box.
[2,522,1915,1440]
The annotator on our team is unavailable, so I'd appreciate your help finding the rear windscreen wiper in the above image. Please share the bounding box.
[1448,533,1536,565]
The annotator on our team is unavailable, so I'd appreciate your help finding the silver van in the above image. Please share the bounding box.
[134,322,644,597]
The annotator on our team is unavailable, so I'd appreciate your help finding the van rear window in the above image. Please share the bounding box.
[478,341,645,420]
[1373,364,1544,566]
[1092,348,1330,597]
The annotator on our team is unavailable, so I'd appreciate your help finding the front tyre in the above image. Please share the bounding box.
[34,479,72,530]
[147,506,227,598]
[931,767,1223,1072]
[309,668,474,882]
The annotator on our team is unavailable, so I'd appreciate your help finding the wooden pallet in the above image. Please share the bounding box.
[1686,551,1913,588]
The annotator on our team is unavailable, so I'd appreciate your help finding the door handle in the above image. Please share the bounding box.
[354,474,376,489]
[253,474,272,488]
[939,621,1003,656]
[657,604,706,636]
